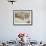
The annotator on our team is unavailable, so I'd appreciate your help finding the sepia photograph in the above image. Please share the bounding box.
[13,10,32,25]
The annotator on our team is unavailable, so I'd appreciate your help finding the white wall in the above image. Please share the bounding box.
[0,0,46,42]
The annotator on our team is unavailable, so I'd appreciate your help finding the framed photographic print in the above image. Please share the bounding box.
[13,10,32,25]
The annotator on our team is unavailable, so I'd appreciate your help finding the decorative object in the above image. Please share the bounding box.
[13,10,32,25]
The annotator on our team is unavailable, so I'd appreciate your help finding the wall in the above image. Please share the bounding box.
[0,0,46,42]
